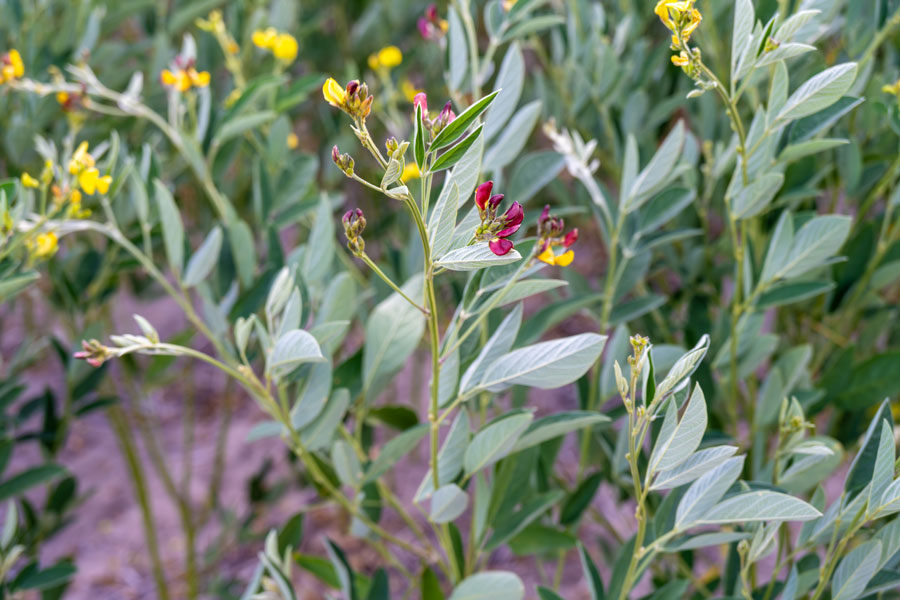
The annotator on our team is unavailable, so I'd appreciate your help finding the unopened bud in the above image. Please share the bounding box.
[342,208,366,255]
[331,145,355,177]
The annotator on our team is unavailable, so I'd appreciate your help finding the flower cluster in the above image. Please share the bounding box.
[655,0,702,71]
[323,78,373,121]
[342,208,366,255]
[368,45,402,72]
[68,141,112,196]
[252,28,299,63]
[26,231,59,260]
[161,56,211,92]
[883,77,900,100]
[418,5,448,40]
[472,181,523,256]
[73,339,112,368]
[197,11,240,56]
[535,205,577,267]
[0,49,24,84]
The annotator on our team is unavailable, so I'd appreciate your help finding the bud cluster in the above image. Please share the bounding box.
[413,94,456,139]
[342,208,366,255]
[418,5,448,41]
[323,78,374,121]
[74,339,113,368]
[471,181,524,256]
[535,205,578,267]
[331,145,355,177]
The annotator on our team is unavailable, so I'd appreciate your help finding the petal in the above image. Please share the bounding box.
[489,238,513,256]
[537,247,556,265]
[495,223,521,238]
[555,250,575,267]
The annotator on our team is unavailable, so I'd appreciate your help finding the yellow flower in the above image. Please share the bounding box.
[21,173,40,188]
[671,51,690,66]
[502,0,518,10]
[287,132,299,149]
[161,67,209,91]
[69,141,95,174]
[681,8,702,42]
[655,0,692,30]
[883,78,900,96]
[369,46,402,71]
[252,28,278,49]
[400,162,420,183]
[78,168,112,196]
[323,77,347,107]
[272,34,298,62]
[537,247,575,267]
[0,49,24,84]
[56,91,69,105]
[189,68,210,87]
[400,79,423,103]
[30,232,59,259]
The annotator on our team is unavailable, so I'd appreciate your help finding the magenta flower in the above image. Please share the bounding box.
[489,201,524,256]
[475,181,493,211]
[489,238,514,255]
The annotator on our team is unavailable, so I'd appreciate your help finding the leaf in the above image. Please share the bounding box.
[648,384,708,474]
[362,275,426,395]
[776,63,858,123]
[303,196,336,284]
[332,440,363,488]
[430,484,469,523]
[364,424,428,484]
[432,91,499,150]
[537,587,566,600]
[432,126,484,172]
[675,456,744,529]
[422,567,445,600]
[879,478,900,515]
[448,7,469,93]
[430,184,460,259]
[664,532,752,551]
[512,411,610,452]
[416,409,471,500]
[501,14,564,42]
[484,43,525,141]
[844,400,892,498]
[228,219,256,287]
[731,0,755,82]
[578,543,605,600]
[448,571,525,600]
[435,243,522,271]
[325,538,358,600]
[786,97,863,143]
[0,464,66,501]
[267,329,326,377]
[478,333,607,392]
[0,272,40,302]
[831,540,882,600]
[483,100,542,170]
[561,471,603,525]
[485,279,569,307]
[460,304,523,394]
[486,490,564,550]
[756,280,835,308]
[625,120,686,211]
[507,151,566,204]
[464,412,534,474]
[182,226,223,287]
[654,335,710,400]
[212,111,277,149]
[778,138,847,163]
[773,215,852,280]
[366,569,389,600]
[699,491,821,524]
[868,420,895,514]
[732,173,784,219]
[299,389,349,451]
[651,446,740,490]
[415,104,426,169]
[154,180,184,273]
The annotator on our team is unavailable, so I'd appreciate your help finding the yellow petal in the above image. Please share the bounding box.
[537,247,556,265]
[554,250,575,267]
[21,173,39,188]
[9,49,24,78]
[273,34,298,62]
[79,168,99,195]
[190,69,211,87]
[377,45,402,68]
[287,132,299,149]
[367,54,380,71]
[400,163,420,183]
[322,77,346,107]
[161,69,177,85]
[96,175,112,195]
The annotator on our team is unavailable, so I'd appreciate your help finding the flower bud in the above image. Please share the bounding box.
[413,92,428,113]
[385,136,399,155]
[73,339,112,368]
[331,145,355,177]
[488,194,504,211]
[563,228,578,248]
[342,208,366,255]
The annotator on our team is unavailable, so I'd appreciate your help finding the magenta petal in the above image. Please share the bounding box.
[495,223,521,238]
[503,201,524,227]
[474,181,493,210]
[564,228,579,248]
[489,238,513,256]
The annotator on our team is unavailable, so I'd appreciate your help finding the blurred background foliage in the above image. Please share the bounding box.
[1,0,900,596]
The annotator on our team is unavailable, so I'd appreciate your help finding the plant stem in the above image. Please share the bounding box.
[107,406,171,600]
[360,253,430,314]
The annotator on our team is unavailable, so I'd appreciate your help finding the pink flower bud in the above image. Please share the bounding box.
[413,92,428,113]
[426,4,439,22]
[439,101,455,124]
[496,201,523,238]
[332,145,340,163]
[474,181,493,211]
[539,204,550,225]
[489,237,514,256]
[346,80,359,96]
[563,228,579,248]
[418,17,431,39]
[488,194,504,210]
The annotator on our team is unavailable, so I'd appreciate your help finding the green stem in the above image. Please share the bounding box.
[107,406,171,600]
[360,252,429,315]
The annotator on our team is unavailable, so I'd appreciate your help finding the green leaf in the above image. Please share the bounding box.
[364,424,428,484]
[228,219,256,288]
[414,104,426,169]
[366,569,389,600]
[786,96,863,143]
[449,571,525,600]
[844,400,892,498]
[430,484,469,523]
[651,446,739,490]
[732,173,784,219]
[485,490,564,550]
[868,420,895,515]
[331,439,363,488]
[362,275,426,395]
[756,280,835,308]
[267,329,326,377]
[834,354,900,413]
[512,411,609,452]
[775,63,858,123]
[154,180,184,273]
[0,272,40,303]
[675,456,744,529]
[648,384,707,475]
[831,540,882,600]
[212,111,277,150]
[431,91,500,150]
[625,120,686,211]
[460,304,523,394]
[464,412,534,474]
[182,226,222,287]
[325,538,358,600]
[422,567,445,600]
[484,43,525,140]
[501,14,564,42]
[448,7,469,92]
[435,243,522,271]
[772,215,852,280]
[483,100,542,170]
[578,543,605,600]
[13,560,75,591]
[700,491,821,524]
[778,138,847,163]
[731,0,755,81]
[654,335,710,400]
[299,389,349,451]
[664,532,752,551]
[432,126,484,172]
[508,151,566,204]
[0,464,66,502]
[416,409,471,500]
[537,587,566,600]
[478,333,607,392]
[429,184,460,259]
